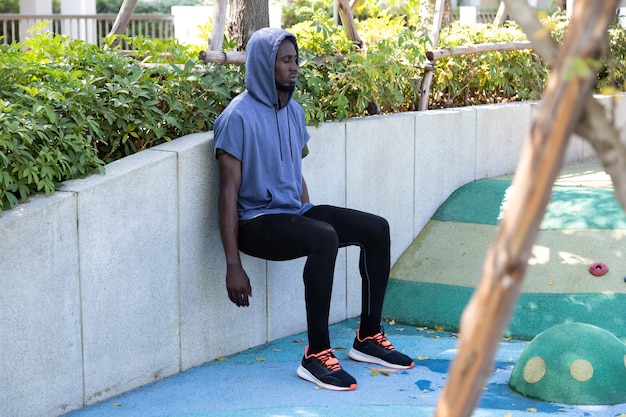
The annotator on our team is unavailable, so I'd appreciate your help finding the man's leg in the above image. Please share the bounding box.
[239,213,358,391]
[238,213,338,353]
[304,205,414,370]
[303,205,390,337]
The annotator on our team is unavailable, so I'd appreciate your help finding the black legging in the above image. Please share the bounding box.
[238,205,390,353]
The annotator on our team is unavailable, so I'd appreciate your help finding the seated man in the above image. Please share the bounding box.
[214,27,414,391]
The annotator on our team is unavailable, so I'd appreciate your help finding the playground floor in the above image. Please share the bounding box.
[63,161,626,417]
[62,317,626,417]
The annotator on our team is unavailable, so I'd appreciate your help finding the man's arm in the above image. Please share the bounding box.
[301,176,310,204]
[217,152,252,307]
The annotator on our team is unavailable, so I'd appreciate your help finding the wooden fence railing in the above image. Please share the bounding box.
[0,14,174,46]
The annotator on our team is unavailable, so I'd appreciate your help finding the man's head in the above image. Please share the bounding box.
[244,28,300,107]
[274,38,299,93]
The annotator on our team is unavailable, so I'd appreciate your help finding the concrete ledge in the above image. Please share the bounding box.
[1,97,619,417]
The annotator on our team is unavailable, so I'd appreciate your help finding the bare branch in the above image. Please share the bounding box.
[503,0,626,213]
[434,2,619,417]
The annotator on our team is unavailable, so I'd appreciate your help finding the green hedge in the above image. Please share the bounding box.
[0,30,243,213]
[1,14,626,214]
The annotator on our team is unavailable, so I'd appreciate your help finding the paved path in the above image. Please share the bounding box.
[63,162,626,416]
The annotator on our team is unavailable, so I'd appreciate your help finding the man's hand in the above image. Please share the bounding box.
[226,264,253,307]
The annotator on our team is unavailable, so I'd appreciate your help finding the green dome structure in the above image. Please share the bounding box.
[509,322,626,405]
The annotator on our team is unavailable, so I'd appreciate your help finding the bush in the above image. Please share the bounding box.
[2,12,626,214]
[430,22,549,108]
[0,27,242,213]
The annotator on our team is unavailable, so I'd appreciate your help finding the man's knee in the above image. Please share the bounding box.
[369,214,390,244]
[314,222,339,250]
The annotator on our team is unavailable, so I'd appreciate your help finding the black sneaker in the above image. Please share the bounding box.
[348,330,415,369]
[296,346,357,391]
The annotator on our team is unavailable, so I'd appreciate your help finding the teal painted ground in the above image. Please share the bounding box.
[384,170,626,339]
[384,280,626,340]
[432,178,626,229]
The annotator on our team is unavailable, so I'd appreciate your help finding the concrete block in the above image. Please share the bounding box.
[161,133,269,370]
[475,102,532,179]
[0,192,83,417]
[267,258,307,340]
[304,120,347,207]
[414,107,477,234]
[304,120,349,325]
[345,113,416,262]
[62,150,180,404]
[527,100,586,165]
[345,113,416,319]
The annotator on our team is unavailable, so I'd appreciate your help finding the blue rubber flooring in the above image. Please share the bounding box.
[62,318,626,417]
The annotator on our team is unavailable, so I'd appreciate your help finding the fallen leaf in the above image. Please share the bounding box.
[389,320,396,325]
[416,327,426,331]
[255,357,266,362]
[272,348,282,352]
[217,357,227,362]
[113,403,122,407]
[548,280,554,286]
[434,325,444,332]
[293,338,305,343]
[334,345,345,350]
[417,356,429,360]
[368,366,398,376]
[397,327,405,331]
[527,408,537,412]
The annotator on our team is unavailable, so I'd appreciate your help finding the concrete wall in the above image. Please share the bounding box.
[1,97,622,417]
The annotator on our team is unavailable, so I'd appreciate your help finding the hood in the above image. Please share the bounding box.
[245,27,298,108]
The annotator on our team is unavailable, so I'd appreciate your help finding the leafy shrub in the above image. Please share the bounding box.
[0,27,242,213]
[2,11,626,214]
[290,11,429,121]
[430,22,549,108]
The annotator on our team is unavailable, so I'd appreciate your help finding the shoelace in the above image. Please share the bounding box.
[369,332,395,351]
[311,348,342,371]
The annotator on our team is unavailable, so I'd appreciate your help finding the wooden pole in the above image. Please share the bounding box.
[107,0,139,48]
[209,0,228,51]
[418,0,445,111]
[494,1,507,25]
[426,41,532,60]
[336,0,362,47]
[433,1,619,416]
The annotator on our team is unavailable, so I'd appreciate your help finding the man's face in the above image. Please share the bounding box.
[275,39,298,93]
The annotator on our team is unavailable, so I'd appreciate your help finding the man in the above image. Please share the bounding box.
[214,27,414,391]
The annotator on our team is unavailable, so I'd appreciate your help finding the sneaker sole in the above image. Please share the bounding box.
[296,365,357,391]
[347,348,415,370]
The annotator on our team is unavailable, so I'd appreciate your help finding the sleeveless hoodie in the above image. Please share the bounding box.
[214,28,313,221]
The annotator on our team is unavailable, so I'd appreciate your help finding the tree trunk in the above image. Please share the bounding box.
[432,1,620,417]
[107,0,139,48]
[226,0,269,51]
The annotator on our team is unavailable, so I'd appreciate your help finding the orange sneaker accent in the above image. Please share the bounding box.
[356,330,395,351]
[305,347,342,372]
